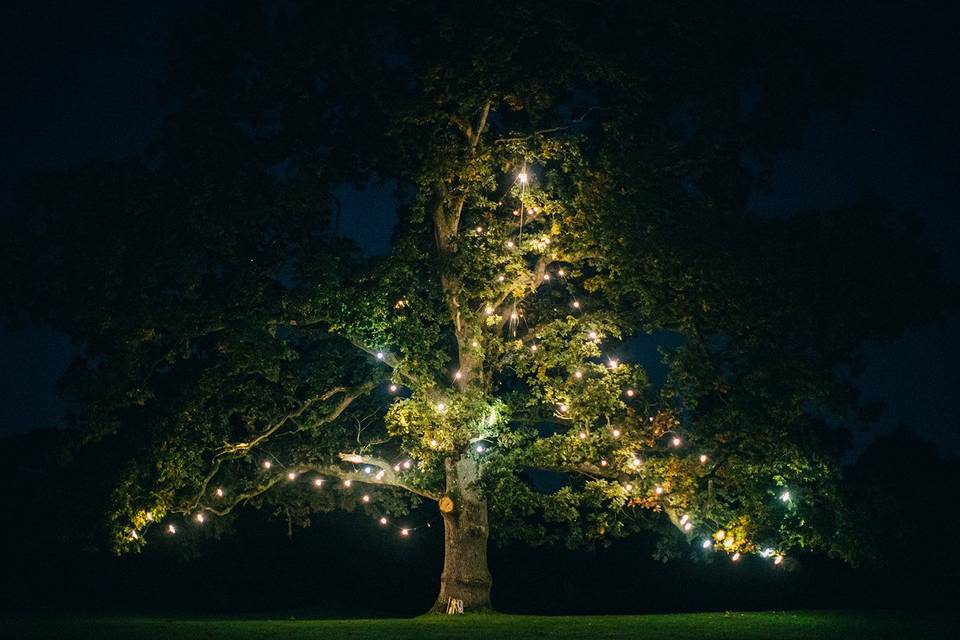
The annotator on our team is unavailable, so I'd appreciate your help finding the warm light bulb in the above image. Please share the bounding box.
[287,472,297,480]
[476,444,485,453]
[572,301,580,309]
[430,438,438,447]
[498,275,505,282]
[543,274,551,281]
[699,454,708,464]
[732,552,741,562]
[263,460,272,469]
[774,555,784,565]
[557,269,565,277]
[579,431,587,439]
[364,467,372,474]
[454,371,462,380]
[196,513,204,523]
[510,311,518,320]
[702,539,712,549]
[475,226,483,233]
[375,470,385,480]
[612,428,621,438]
[574,370,583,379]
[314,478,324,487]
[588,331,598,340]
[146,512,154,521]
[507,240,515,249]
[655,485,663,494]
[343,480,352,487]
[403,460,412,469]
[485,306,494,316]
[362,495,370,503]
[684,522,693,531]
[724,537,735,549]
[625,389,634,397]
[376,352,385,360]
[633,458,642,467]
[379,517,388,525]
[672,437,681,447]
[131,530,139,540]
[401,528,410,536]
[471,340,479,347]
[600,459,608,466]
[624,483,633,492]
[168,524,177,534]
[393,464,401,472]
[389,384,398,393]
[436,402,446,413]
[680,514,689,525]
[780,491,791,502]
[607,359,618,369]
[530,344,538,352]
[716,530,726,541]
[518,172,528,184]
[558,403,568,413]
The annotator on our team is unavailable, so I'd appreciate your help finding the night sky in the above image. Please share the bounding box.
[2,0,958,452]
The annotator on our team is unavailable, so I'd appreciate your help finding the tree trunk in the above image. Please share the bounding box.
[431,456,493,613]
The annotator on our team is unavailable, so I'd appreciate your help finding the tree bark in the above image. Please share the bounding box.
[431,456,493,613]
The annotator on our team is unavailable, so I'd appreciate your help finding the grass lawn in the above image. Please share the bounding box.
[2,610,955,639]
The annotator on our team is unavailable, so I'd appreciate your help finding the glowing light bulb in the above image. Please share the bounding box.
[558,403,568,413]
[543,274,551,281]
[476,444,485,453]
[403,460,412,469]
[579,431,588,439]
[625,389,635,397]
[506,240,515,249]
[436,402,446,413]
[215,487,223,497]
[146,512,154,521]
[699,454,708,464]
[518,172,528,184]
[430,438,438,447]
[607,359,618,369]
[364,467,372,474]
[600,459,608,466]
[724,537,735,549]
[530,344,538,352]
[672,437,682,447]
[393,464,401,472]
[401,528,410,536]
[633,458,642,467]
[510,311,518,320]
[557,269,565,277]
[780,491,790,502]
[774,555,784,565]
[471,340,479,347]
[389,384,398,393]
[588,331,598,340]
[543,237,551,245]
[702,539,712,549]
[574,370,583,379]
[680,514,689,525]
[376,352,385,360]
[263,460,272,469]
[168,524,177,534]
[196,513,205,523]
[362,495,370,503]
[612,428,621,438]
[572,301,580,309]
[732,552,741,562]
[624,483,633,492]
[454,370,462,380]
[131,530,139,540]
[497,275,505,282]
[475,226,483,233]
[343,480,352,487]
[287,472,297,480]
[716,530,726,541]
[379,517,388,525]
[314,478,324,487]
[375,470,385,480]
[655,485,664,494]
[485,306,494,316]
[683,522,693,531]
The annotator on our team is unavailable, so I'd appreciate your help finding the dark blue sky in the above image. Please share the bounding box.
[2,1,958,451]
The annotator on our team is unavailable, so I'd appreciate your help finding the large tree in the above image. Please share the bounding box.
[2,0,948,612]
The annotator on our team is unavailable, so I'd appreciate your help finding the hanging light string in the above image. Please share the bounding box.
[135,166,789,565]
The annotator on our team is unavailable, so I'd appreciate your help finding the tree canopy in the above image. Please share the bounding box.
[1,0,950,610]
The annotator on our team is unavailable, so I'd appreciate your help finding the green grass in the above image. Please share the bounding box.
[2,610,955,639]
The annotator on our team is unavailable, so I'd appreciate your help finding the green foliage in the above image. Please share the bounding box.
[0,0,950,568]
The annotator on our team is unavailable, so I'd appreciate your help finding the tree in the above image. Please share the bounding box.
[1,0,949,612]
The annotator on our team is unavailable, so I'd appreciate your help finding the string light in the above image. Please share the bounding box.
[579,431,588,439]
[702,539,712,549]
[625,389,634,397]
[403,460,412,469]
[476,444,485,453]
[314,478,324,487]
[680,514,689,525]
[389,384,398,393]
[436,402,447,413]
[518,172,528,184]
[506,240,515,249]
[574,370,583,379]
[732,552,741,562]
[287,472,297,480]
[262,460,272,469]
[498,275,505,282]
[343,480,352,487]
[530,344,538,352]
[376,352,385,360]
[146,512,154,521]
[131,530,139,540]
[624,483,634,492]
[607,359,618,369]
[655,485,663,494]
[485,306,494,316]
[379,517,388,525]
[633,458,642,467]
[475,226,483,233]
[430,438,438,447]
[215,487,224,498]
[572,300,580,309]
[167,524,177,534]
[588,331,598,340]
[364,467,372,474]
[362,495,371,503]
[600,459,608,466]
[774,555,784,565]
[780,491,791,502]
[699,454,708,464]
[612,428,621,438]
[454,370,462,380]
[671,437,682,447]
[401,528,410,536]
[557,269,565,277]
[196,513,205,523]
[543,274,551,281]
